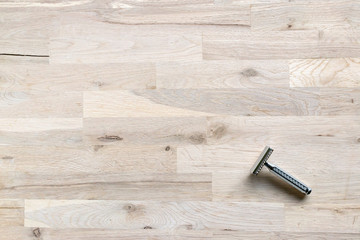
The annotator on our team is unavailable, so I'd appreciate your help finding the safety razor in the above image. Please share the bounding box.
[251,146,311,195]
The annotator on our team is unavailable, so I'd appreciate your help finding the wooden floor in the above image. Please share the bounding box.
[1,0,360,239]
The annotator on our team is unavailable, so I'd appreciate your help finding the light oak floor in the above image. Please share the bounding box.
[1,1,360,239]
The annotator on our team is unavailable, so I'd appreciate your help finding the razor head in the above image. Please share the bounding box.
[251,146,274,175]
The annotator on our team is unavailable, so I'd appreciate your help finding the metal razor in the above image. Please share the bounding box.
[251,146,312,195]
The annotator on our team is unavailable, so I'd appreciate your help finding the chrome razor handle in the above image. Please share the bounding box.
[265,162,312,195]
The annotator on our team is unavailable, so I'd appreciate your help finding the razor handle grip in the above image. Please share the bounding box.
[265,162,312,195]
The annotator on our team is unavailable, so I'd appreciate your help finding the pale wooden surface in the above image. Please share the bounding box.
[0,0,359,239]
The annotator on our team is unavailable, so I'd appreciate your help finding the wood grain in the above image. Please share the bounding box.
[0,64,156,91]
[0,118,82,145]
[0,91,82,117]
[83,89,320,117]
[0,55,48,64]
[0,0,289,9]
[97,5,250,26]
[0,200,23,227]
[83,117,207,146]
[202,29,321,60]
[285,204,360,233]
[49,13,202,64]
[206,116,360,146]
[213,231,360,240]
[157,60,289,89]
[290,58,360,87]
[319,88,360,115]
[24,200,284,230]
[319,29,360,58]
[212,167,360,205]
[1,227,359,240]
[0,0,215,9]
[1,0,360,238]
[0,145,176,174]
[178,144,360,174]
[251,1,360,31]
[203,28,360,60]
[0,227,212,240]
[0,0,250,26]
[0,173,211,200]
[0,11,51,56]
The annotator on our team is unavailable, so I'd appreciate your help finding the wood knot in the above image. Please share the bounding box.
[165,146,171,151]
[188,132,206,144]
[97,135,123,142]
[241,68,258,77]
[32,228,41,238]
[209,123,227,139]
[334,208,344,214]
[357,137,360,143]
[185,224,193,230]
[317,134,334,137]
[123,204,136,213]
[147,85,156,90]
[93,81,105,87]
[318,30,324,39]
[287,24,292,29]
[93,145,104,152]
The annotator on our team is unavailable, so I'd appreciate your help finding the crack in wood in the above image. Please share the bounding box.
[0,53,49,58]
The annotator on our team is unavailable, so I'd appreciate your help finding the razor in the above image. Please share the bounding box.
[251,146,312,195]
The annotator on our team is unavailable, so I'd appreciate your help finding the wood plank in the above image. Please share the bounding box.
[96,5,250,26]
[0,227,213,240]
[319,88,360,115]
[0,200,23,227]
[197,116,360,204]
[0,0,103,9]
[49,13,202,63]
[83,89,320,117]
[0,91,82,118]
[0,118,82,146]
[0,145,176,174]
[212,167,360,204]
[203,28,360,60]
[0,11,51,56]
[156,60,289,89]
[251,1,360,31]
[206,116,360,146]
[83,91,210,117]
[202,29,320,60]
[178,144,360,174]
[5,228,359,240]
[0,55,48,64]
[0,64,156,91]
[213,231,360,240]
[0,0,286,9]
[24,200,284,230]
[0,0,215,9]
[0,0,250,26]
[319,29,360,58]
[206,117,360,204]
[83,117,207,146]
[285,205,360,233]
[0,173,211,200]
[1,0,359,236]
[290,58,360,87]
